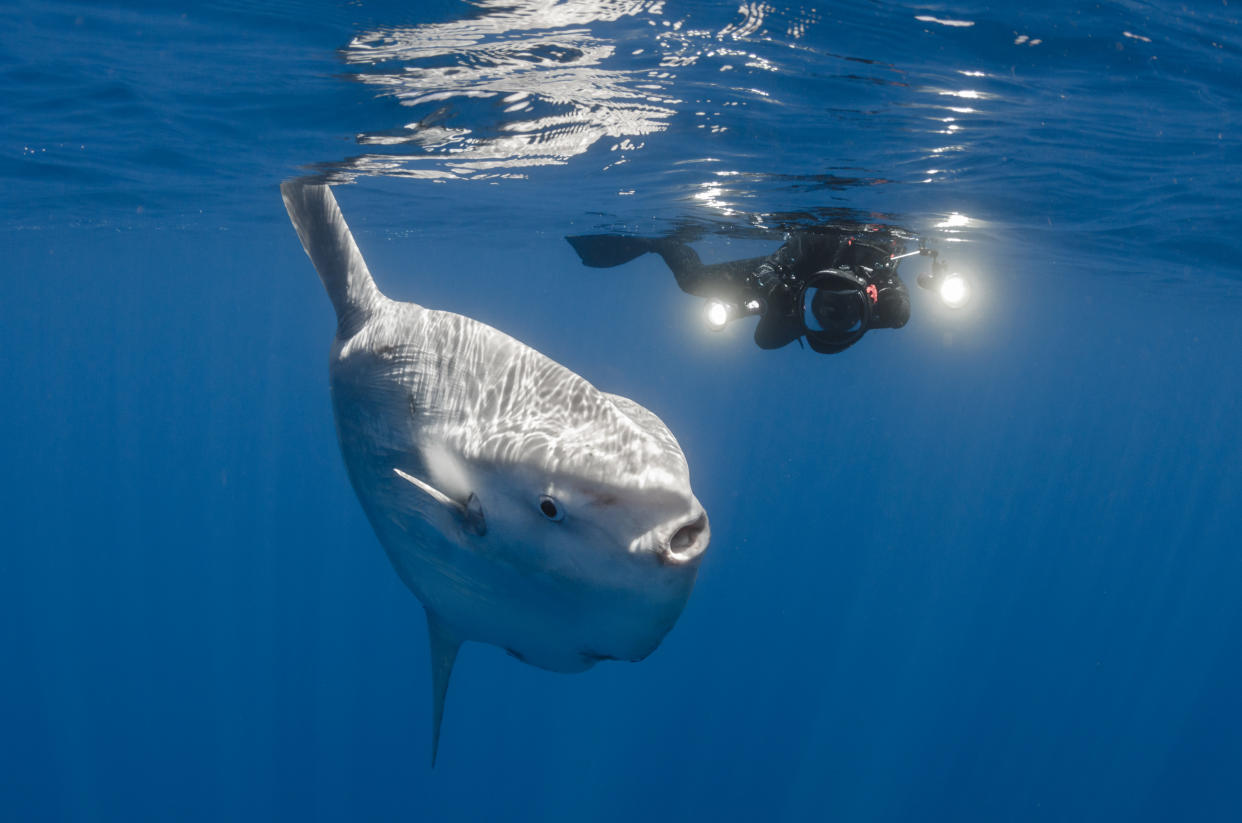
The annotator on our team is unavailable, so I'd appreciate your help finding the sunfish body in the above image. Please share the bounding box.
[281,183,710,764]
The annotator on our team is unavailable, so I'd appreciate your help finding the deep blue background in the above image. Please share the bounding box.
[3,1,1241,821]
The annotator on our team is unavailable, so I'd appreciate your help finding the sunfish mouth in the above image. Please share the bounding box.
[637,508,710,566]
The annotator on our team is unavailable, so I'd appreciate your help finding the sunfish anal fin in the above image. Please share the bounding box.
[425,609,461,768]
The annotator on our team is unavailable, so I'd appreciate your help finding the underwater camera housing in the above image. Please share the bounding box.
[702,264,879,353]
[798,268,874,353]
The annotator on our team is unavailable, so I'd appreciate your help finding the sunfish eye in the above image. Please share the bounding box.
[538,495,564,522]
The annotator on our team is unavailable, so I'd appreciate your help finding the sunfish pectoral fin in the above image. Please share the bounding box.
[461,493,485,537]
[425,609,461,769]
[393,468,487,536]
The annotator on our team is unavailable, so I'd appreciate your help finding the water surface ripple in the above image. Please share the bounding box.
[1,0,1239,286]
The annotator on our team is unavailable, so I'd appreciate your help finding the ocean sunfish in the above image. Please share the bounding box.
[281,183,710,764]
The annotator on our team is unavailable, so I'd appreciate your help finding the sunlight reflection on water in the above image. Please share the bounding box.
[327,0,832,188]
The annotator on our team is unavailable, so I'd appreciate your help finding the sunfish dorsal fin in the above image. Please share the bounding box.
[425,610,461,768]
[280,181,385,336]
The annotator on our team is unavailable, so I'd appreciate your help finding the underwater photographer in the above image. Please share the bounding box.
[568,227,965,355]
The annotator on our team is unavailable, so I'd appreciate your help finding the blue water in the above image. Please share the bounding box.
[3,1,1241,820]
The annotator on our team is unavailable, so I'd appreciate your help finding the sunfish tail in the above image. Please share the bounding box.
[281,181,386,335]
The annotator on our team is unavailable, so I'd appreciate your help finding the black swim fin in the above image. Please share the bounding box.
[565,234,657,268]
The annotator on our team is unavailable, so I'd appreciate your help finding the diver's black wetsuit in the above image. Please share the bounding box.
[569,230,910,354]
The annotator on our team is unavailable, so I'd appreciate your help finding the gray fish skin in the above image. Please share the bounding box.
[281,183,709,763]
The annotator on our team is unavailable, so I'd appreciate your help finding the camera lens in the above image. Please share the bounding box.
[800,269,873,350]
[805,286,864,335]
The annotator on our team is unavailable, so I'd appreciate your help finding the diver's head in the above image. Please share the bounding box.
[801,269,873,353]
